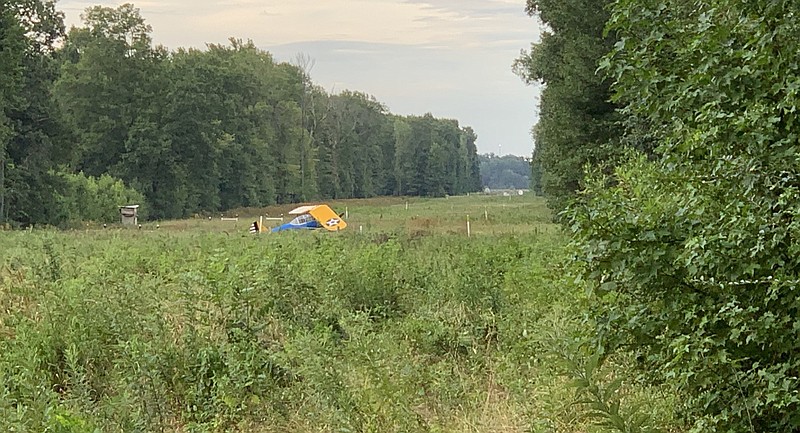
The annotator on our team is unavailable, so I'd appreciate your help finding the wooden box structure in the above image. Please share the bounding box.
[119,205,139,226]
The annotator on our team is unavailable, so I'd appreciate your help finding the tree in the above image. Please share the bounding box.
[570,0,800,430]
[461,126,482,193]
[479,154,531,190]
[392,115,480,197]
[0,0,68,225]
[514,0,621,211]
[0,0,25,223]
[56,3,171,216]
[293,53,321,201]
[314,91,392,199]
[56,3,163,177]
[530,147,543,195]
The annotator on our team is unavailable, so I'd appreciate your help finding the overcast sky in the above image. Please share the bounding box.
[59,0,543,156]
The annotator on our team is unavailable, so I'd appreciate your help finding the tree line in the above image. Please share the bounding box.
[0,1,482,226]
[517,0,800,430]
[478,154,532,191]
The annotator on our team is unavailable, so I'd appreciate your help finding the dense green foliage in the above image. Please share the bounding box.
[568,0,800,431]
[478,154,531,190]
[55,172,147,225]
[0,0,72,225]
[514,0,623,211]
[0,2,481,226]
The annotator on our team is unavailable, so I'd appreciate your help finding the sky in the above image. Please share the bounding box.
[59,0,543,156]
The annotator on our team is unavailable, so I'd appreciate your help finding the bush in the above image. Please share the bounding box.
[55,171,148,226]
[569,154,800,431]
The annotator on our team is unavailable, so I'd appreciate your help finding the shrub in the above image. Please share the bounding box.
[54,171,148,226]
[569,155,800,431]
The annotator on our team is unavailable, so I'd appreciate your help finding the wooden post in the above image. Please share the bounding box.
[405,201,409,211]
[345,206,349,219]
[484,207,488,221]
[466,215,471,238]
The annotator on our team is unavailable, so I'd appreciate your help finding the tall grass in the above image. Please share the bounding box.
[0,196,677,432]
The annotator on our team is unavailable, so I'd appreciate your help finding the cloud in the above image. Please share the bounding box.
[403,0,525,18]
[61,0,539,49]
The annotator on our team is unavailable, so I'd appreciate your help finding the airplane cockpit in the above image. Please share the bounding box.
[289,213,315,225]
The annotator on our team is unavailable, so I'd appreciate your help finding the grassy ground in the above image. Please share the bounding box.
[0,195,676,433]
[147,194,554,236]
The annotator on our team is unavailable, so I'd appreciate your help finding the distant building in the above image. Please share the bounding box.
[119,205,139,225]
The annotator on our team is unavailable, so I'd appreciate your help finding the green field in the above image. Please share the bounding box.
[148,194,554,237]
[0,195,673,433]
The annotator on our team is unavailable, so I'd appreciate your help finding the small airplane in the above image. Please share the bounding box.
[250,204,347,234]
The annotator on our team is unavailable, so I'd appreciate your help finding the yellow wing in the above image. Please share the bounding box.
[309,205,347,231]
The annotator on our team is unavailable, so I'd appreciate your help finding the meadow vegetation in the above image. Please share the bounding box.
[0,195,678,432]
